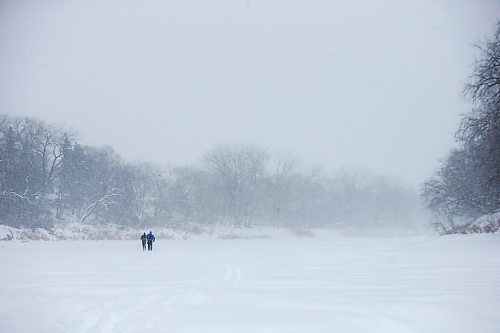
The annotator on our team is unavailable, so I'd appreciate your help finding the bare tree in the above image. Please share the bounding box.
[269,155,297,225]
[424,23,500,228]
[203,144,268,226]
[81,189,123,224]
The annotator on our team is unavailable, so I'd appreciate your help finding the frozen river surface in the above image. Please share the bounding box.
[1,234,499,333]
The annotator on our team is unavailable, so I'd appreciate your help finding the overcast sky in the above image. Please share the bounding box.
[0,0,499,187]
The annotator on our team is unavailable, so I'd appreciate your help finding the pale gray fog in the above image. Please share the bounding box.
[0,0,499,234]
[1,0,498,187]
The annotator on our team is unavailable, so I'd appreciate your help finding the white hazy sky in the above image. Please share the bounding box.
[1,0,499,187]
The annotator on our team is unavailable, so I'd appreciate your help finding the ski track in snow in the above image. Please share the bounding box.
[0,235,499,333]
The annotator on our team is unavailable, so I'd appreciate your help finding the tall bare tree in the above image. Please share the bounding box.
[203,144,268,226]
[423,22,500,228]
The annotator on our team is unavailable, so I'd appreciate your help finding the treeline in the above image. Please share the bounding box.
[422,23,500,229]
[0,115,422,230]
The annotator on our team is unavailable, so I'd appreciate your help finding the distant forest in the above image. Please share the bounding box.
[2,24,499,232]
[0,114,422,230]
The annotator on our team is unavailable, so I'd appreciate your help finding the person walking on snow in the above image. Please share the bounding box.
[140,232,147,251]
[146,231,155,251]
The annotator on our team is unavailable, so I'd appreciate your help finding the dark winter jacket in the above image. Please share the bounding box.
[140,234,147,243]
[146,233,155,242]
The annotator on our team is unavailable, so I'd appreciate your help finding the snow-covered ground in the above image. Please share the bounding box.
[1,234,499,333]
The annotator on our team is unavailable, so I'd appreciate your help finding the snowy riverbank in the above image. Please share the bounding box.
[0,222,433,242]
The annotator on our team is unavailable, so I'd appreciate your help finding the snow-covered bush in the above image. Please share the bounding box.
[466,211,500,234]
[440,211,500,235]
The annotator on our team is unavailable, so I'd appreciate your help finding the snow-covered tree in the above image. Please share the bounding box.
[423,22,500,228]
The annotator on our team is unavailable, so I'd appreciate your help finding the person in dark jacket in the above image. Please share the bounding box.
[146,231,155,251]
[140,232,147,251]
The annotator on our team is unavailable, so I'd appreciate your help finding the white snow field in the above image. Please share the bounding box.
[1,234,499,333]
